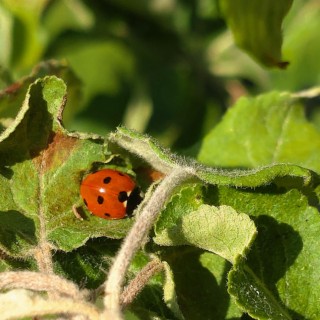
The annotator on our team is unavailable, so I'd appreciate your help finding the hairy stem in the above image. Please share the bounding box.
[0,271,86,300]
[103,167,193,317]
[0,290,99,320]
[120,259,164,308]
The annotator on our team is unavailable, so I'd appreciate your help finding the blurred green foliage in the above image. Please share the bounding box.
[0,0,319,148]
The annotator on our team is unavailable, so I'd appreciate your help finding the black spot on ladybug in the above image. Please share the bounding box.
[118,191,128,203]
[84,199,88,207]
[97,195,104,204]
[126,188,142,216]
[104,213,111,217]
[103,176,111,184]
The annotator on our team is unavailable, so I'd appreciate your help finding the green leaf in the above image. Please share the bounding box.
[125,253,174,319]
[163,261,185,320]
[53,39,135,105]
[270,2,320,91]
[198,91,320,174]
[0,76,133,257]
[154,183,206,236]
[0,60,82,130]
[218,185,320,319]
[54,238,121,289]
[229,264,292,320]
[219,0,293,68]
[108,126,177,175]
[155,203,256,264]
[200,252,243,319]
[55,238,172,317]
[196,163,315,189]
[43,0,94,40]
[111,126,316,189]
[0,253,34,272]
[0,5,13,70]
[54,39,136,135]
[161,247,243,319]
[1,0,48,74]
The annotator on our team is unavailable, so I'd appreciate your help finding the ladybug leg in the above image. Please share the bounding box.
[72,204,84,221]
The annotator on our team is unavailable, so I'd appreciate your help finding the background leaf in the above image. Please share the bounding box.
[219,0,293,68]
[197,91,320,173]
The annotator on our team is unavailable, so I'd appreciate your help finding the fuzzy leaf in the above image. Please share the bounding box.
[0,60,82,129]
[195,163,315,188]
[155,202,256,264]
[0,76,133,257]
[111,127,316,189]
[108,126,176,175]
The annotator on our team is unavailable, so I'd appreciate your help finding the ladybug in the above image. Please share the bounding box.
[80,169,141,219]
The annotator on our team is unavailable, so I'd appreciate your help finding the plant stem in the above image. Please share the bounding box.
[0,271,86,300]
[120,259,164,308]
[0,291,99,320]
[103,167,192,317]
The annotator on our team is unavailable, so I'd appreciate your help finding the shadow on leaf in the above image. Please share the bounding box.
[0,79,54,166]
[246,215,304,319]
[161,246,234,320]
[248,215,303,288]
[0,210,36,254]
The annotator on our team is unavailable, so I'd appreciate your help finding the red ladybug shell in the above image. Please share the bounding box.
[80,169,138,219]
